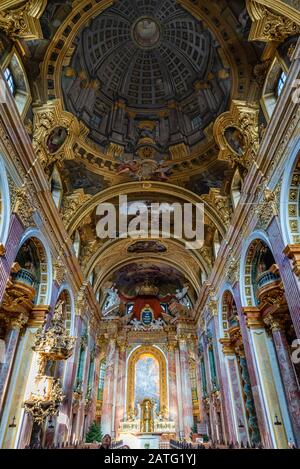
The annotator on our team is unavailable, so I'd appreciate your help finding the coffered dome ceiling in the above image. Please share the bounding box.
[62,0,231,151]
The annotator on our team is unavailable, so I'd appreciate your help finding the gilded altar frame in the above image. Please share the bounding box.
[126,345,168,417]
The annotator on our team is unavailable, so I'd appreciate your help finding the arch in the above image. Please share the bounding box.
[87,236,207,295]
[66,181,226,240]
[280,143,300,247]
[218,284,238,340]
[126,345,167,418]
[17,228,53,305]
[239,230,275,308]
[56,283,75,334]
[0,157,11,246]
[94,254,201,296]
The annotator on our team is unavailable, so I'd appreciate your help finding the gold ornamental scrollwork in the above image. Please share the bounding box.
[0,0,47,40]
[214,100,260,172]
[32,99,87,170]
[246,1,300,42]
[23,377,64,424]
[126,346,167,419]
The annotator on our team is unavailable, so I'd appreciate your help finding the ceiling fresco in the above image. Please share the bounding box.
[21,0,275,306]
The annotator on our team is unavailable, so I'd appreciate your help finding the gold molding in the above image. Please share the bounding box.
[32,99,86,170]
[213,100,260,171]
[126,346,167,418]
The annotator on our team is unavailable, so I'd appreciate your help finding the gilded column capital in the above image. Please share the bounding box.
[246,0,300,42]
[0,243,6,257]
[0,0,47,40]
[263,313,286,332]
[7,312,29,330]
[243,307,264,329]
[219,338,235,355]
[283,244,300,278]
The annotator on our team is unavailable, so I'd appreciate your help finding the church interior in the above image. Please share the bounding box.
[0,0,299,450]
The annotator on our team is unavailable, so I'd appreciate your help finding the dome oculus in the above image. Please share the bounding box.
[132,17,161,49]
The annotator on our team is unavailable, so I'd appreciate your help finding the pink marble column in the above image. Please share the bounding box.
[167,345,178,431]
[0,215,24,303]
[178,338,193,438]
[101,338,116,436]
[0,326,20,415]
[114,346,126,438]
[268,217,300,338]
[271,322,300,446]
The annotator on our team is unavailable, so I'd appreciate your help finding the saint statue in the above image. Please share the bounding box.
[141,399,154,433]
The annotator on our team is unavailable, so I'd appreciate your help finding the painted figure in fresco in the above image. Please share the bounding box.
[46,126,68,154]
[127,240,167,253]
[224,127,246,156]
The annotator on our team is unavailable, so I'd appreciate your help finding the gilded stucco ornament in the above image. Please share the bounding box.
[61,189,92,225]
[201,189,231,229]
[14,181,36,227]
[53,259,67,285]
[32,100,85,170]
[246,0,300,42]
[23,377,64,425]
[225,249,240,285]
[255,180,281,230]
[0,0,47,40]
[33,301,76,361]
[206,287,218,317]
[214,101,260,172]
[76,287,90,318]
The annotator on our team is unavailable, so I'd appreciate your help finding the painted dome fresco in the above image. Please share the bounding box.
[61,0,231,151]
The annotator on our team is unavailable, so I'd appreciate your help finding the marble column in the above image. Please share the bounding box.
[111,346,119,438]
[268,217,300,337]
[233,283,273,448]
[0,325,20,415]
[114,345,126,438]
[244,308,288,448]
[225,355,248,444]
[238,355,261,446]
[167,344,178,431]
[101,337,116,436]
[175,348,184,438]
[178,338,193,438]
[269,319,300,446]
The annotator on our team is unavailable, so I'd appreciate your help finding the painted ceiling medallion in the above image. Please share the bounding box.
[132,17,161,49]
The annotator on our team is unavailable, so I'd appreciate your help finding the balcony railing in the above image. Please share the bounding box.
[12,268,36,287]
[257,270,280,290]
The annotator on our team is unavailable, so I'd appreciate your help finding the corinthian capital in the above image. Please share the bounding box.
[0,0,47,40]
[247,1,300,42]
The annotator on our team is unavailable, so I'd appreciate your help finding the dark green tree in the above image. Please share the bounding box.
[85,421,102,443]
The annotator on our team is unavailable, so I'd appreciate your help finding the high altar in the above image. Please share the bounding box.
[97,283,201,447]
